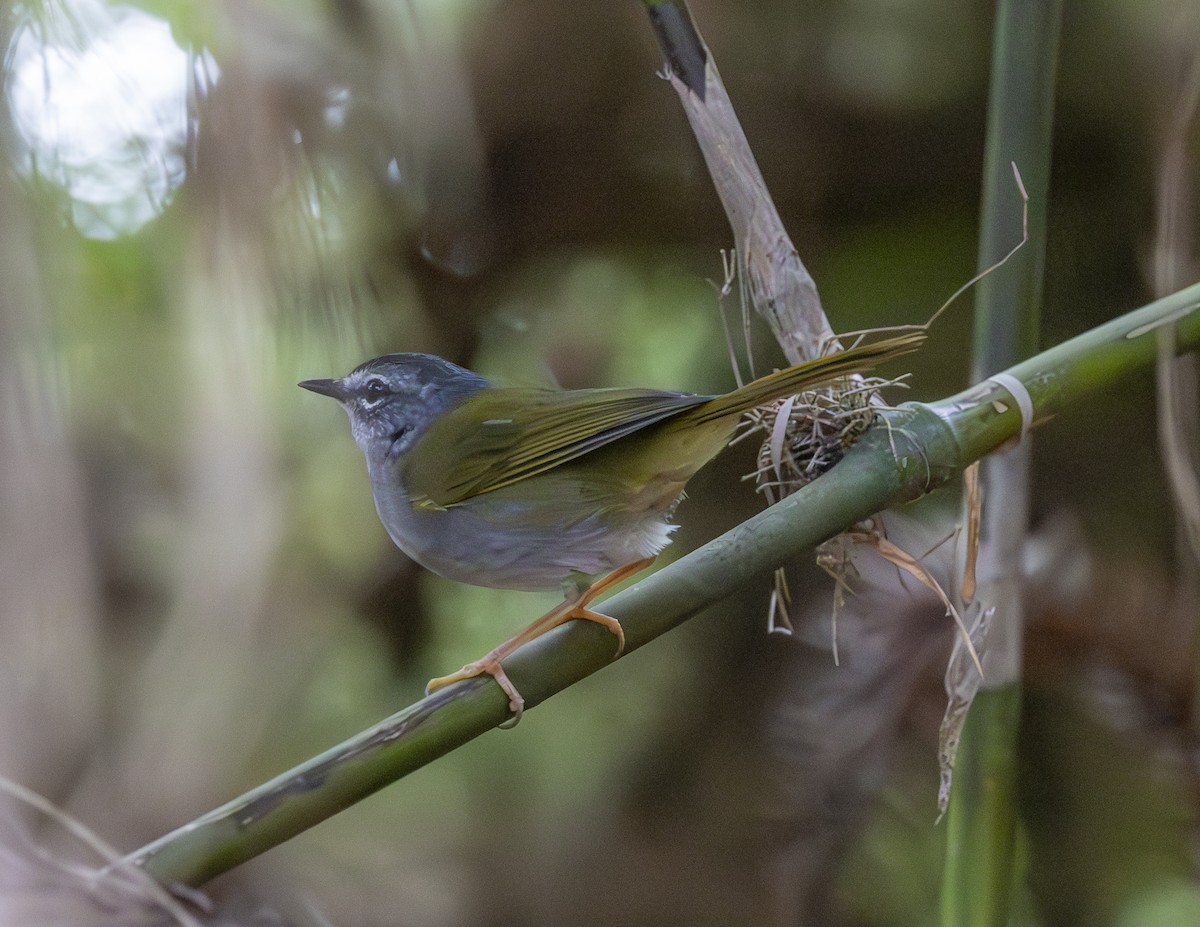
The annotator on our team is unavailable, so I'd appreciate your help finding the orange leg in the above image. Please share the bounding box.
[425,557,655,726]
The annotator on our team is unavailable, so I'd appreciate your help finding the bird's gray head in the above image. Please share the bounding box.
[299,353,489,467]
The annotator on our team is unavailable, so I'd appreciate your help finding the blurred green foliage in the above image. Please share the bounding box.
[2,0,1198,925]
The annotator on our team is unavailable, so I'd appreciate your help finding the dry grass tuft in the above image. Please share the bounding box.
[734,374,909,503]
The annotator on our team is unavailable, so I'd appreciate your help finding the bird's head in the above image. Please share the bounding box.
[299,353,488,468]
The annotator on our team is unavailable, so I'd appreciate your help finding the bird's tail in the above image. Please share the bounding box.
[682,331,925,425]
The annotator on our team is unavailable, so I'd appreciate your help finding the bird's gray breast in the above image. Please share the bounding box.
[367,467,675,592]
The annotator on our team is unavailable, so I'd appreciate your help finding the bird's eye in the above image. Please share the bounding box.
[364,378,388,398]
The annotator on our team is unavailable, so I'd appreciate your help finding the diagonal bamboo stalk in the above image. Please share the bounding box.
[125,284,1200,888]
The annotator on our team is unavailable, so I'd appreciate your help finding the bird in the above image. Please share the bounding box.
[299,332,923,723]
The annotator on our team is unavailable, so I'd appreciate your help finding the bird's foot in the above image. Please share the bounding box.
[562,556,654,656]
[569,607,626,657]
[423,557,655,729]
[426,658,526,726]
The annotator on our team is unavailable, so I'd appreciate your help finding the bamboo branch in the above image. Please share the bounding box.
[126,283,1200,888]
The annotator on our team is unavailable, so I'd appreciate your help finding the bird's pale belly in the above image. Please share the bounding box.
[370,474,680,591]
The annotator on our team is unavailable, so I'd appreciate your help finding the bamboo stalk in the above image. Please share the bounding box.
[127,284,1200,888]
[941,1,1063,925]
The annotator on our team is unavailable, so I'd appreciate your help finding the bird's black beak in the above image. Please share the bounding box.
[298,378,348,401]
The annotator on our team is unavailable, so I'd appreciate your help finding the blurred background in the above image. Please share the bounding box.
[1,0,1198,924]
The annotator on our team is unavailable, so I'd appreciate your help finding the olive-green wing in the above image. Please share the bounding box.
[407,387,710,509]
[407,331,925,509]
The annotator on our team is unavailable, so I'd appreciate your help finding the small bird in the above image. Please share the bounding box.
[300,332,922,723]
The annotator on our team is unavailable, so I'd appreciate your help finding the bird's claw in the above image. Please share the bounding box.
[572,607,626,657]
[425,659,525,726]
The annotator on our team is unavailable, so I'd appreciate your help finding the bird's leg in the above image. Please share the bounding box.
[425,557,656,726]
[554,555,659,655]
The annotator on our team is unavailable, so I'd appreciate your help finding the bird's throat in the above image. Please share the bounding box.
[385,427,410,461]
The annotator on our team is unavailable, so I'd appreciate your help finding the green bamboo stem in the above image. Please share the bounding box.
[942,1,1062,923]
[125,283,1200,888]
[942,688,1024,926]
[972,3,1061,375]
